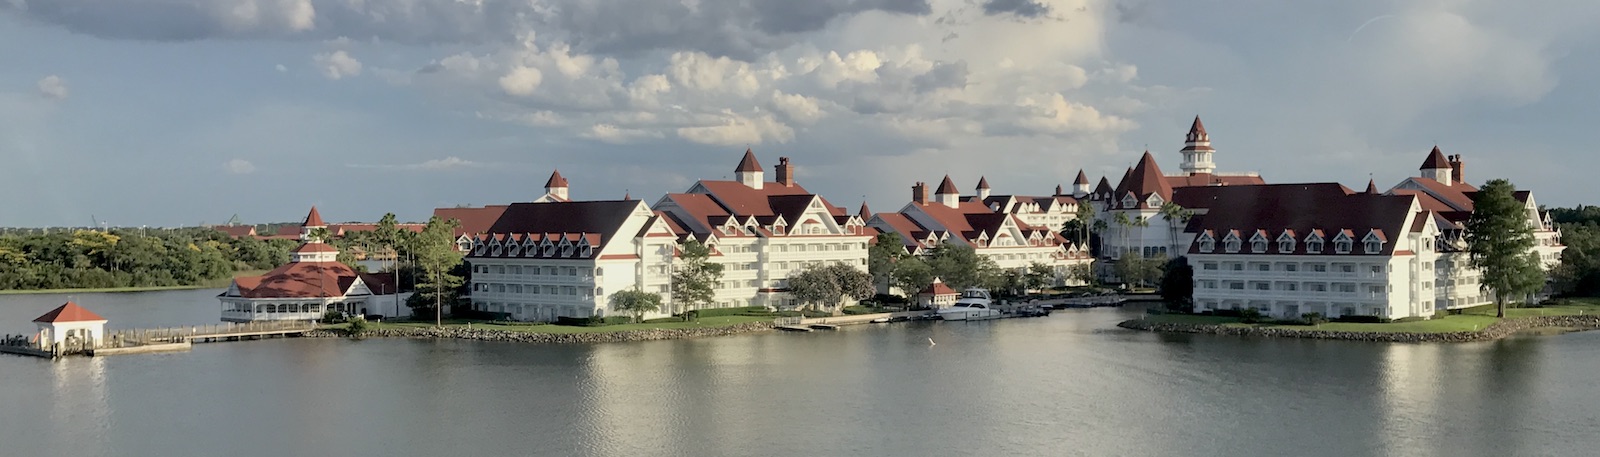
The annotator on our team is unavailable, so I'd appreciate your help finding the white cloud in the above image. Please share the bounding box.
[224,158,257,174]
[36,75,68,100]
[313,50,362,80]
[275,64,288,72]
[498,66,544,96]
[346,156,481,171]
[675,111,794,146]
[769,91,824,124]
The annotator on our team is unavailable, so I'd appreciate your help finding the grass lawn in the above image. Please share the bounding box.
[0,269,267,295]
[364,315,771,334]
[1458,298,1600,318]
[1135,313,1500,333]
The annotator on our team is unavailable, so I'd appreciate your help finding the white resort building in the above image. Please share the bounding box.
[1180,147,1563,320]
[866,174,1093,290]
[218,208,408,322]
[651,151,874,312]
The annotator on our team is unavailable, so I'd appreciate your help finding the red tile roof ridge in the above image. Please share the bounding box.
[33,302,107,323]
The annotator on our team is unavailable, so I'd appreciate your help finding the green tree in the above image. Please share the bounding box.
[671,240,724,319]
[927,244,999,290]
[1465,179,1544,317]
[1158,202,1193,257]
[409,216,464,325]
[890,256,935,298]
[1552,222,1600,296]
[1112,212,1132,259]
[1025,262,1055,291]
[1074,202,1096,248]
[786,262,874,313]
[1067,263,1096,287]
[610,289,663,323]
[1160,256,1194,312]
[868,232,908,295]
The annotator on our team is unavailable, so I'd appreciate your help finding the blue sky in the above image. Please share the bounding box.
[2,0,1597,227]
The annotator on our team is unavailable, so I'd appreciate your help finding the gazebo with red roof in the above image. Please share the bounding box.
[32,302,109,349]
[916,278,960,309]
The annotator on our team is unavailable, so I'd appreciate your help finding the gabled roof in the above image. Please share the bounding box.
[1074,169,1090,185]
[292,243,339,254]
[736,149,762,172]
[1181,183,1416,256]
[691,180,844,217]
[434,205,510,238]
[935,175,959,195]
[920,279,958,297]
[481,200,644,253]
[870,212,932,249]
[1112,151,1175,209]
[232,261,363,299]
[545,170,569,187]
[303,206,325,227]
[1093,177,1113,198]
[1165,174,1266,188]
[1420,146,1451,169]
[33,302,107,323]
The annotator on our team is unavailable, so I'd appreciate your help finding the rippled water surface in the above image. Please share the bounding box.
[3,290,1600,456]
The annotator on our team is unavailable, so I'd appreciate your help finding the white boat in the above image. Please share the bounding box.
[937,288,1003,321]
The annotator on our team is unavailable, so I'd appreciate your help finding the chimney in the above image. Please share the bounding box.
[1449,154,1464,184]
[912,182,928,206]
[776,156,796,187]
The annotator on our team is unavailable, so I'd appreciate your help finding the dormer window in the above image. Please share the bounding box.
[1335,240,1352,254]
[582,246,593,257]
[1365,240,1382,254]
[491,243,503,256]
[473,241,487,256]
[508,243,521,257]
[1279,240,1293,253]
[1146,194,1164,208]
[1199,238,1215,252]
[1251,240,1267,253]
[1122,195,1137,209]
[1224,236,1241,253]
[563,245,574,257]
[773,225,785,235]
[544,244,557,257]
[1307,240,1323,253]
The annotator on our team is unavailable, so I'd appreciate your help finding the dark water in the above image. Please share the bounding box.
[3,290,1599,456]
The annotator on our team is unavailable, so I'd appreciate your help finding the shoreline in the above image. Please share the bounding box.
[304,321,776,344]
[0,284,222,295]
[1117,314,1600,343]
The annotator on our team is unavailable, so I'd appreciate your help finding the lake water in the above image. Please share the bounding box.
[3,289,1599,456]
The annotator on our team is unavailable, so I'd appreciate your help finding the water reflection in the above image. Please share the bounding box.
[49,356,110,457]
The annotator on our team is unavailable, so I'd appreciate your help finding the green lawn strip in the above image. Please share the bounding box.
[0,270,267,295]
[366,315,770,334]
[1457,299,1600,318]
[1135,313,1499,333]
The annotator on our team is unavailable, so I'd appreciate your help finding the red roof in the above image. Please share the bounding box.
[736,149,762,172]
[434,205,510,238]
[292,243,339,253]
[1180,183,1417,256]
[1365,179,1379,194]
[871,212,931,248]
[232,261,362,299]
[1165,173,1265,188]
[215,225,257,238]
[1188,116,1207,138]
[1420,146,1450,170]
[545,170,569,188]
[1074,169,1090,185]
[303,206,325,227]
[33,302,107,323]
[976,176,990,190]
[935,175,959,195]
[1093,176,1113,199]
[858,202,871,219]
[1112,151,1175,209]
[920,280,958,297]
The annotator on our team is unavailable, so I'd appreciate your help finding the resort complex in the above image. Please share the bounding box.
[217,117,1565,323]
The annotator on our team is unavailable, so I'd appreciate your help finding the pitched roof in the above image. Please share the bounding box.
[232,261,363,298]
[920,279,958,296]
[215,225,257,238]
[1164,174,1265,188]
[1112,151,1175,209]
[736,149,762,172]
[976,176,990,190]
[545,170,569,188]
[1180,183,1416,256]
[434,205,510,238]
[1074,169,1090,185]
[292,243,339,254]
[858,202,871,219]
[303,206,325,227]
[481,200,644,252]
[1392,177,1479,212]
[871,212,931,248]
[1093,177,1113,198]
[33,302,107,323]
[936,175,959,195]
[1420,146,1451,170]
[1188,116,1207,136]
[1365,179,1378,194]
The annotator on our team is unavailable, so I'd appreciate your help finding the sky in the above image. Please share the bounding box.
[2,0,1597,227]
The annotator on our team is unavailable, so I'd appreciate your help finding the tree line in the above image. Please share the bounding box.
[0,227,294,290]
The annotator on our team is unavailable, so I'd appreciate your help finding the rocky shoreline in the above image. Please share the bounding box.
[303,321,775,344]
[1117,315,1600,343]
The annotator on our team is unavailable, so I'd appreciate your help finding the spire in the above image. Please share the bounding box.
[1187,116,1207,139]
[1074,169,1090,185]
[1365,179,1378,194]
[624,191,631,200]
[544,170,569,188]
[1112,151,1174,209]
[1419,145,1450,170]
[1181,116,1216,175]
[936,175,959,195]
[303,206,325,228]
[858,202,872,219]
[735,148,762,172]
[976,176,990,190]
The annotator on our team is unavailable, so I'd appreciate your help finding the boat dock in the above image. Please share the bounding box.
[4,320,318,359]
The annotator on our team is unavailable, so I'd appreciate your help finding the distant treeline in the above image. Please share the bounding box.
[1550,206,1600,297]
[0,228,296,291]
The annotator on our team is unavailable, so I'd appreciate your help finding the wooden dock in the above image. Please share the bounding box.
[776,325,814,332]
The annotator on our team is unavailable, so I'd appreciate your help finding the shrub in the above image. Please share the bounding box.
[1238,308,1264,324]
[694,306,769,318]
[321,310,348,324]
[1213,308,1243,318]
[1301,312,1327,326]
[554,316,632,327]
[873,294,909,305]
[1331,315,1389,324]
[1145,307,1167,316]
[346,316,370,337]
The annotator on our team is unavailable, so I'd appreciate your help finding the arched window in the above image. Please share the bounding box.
[1279,240,1294,252]
[1199,239,1214,252]
[1365,240,1382,254]
[594,267,604,276]
[1251,240,1267,252]
[1335,240,1352,254]
[1307,240,1323,253]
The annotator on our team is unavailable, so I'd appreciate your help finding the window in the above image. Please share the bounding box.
[1279,240,1294,252]
[1334,283,1355,293]
[1335,240,1352,254]
[1284,264,1298,272]
[1281,283,1298,291]
[1312,264,1327,272]
[1252,240,1267,252]
[1369,265,1383,275]
[1228,282,1245,290]
[1307,241,1323,253]
[1365,240,1381,254]
[1226,240,1241,253]
[1230,263,1243,271]
[1253,282,1270,291]
[1202,262,1218,271]
[1310,283,1327,292]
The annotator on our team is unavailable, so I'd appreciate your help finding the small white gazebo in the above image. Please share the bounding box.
[32,302,108,350]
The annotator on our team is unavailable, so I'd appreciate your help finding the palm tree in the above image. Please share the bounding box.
[1074,202,1096,248]
[1132,216,1151,259]
[1112,212,1132,259]
[1158,203,1193,257]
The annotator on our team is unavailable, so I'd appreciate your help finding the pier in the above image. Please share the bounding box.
[4,317,317,359]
